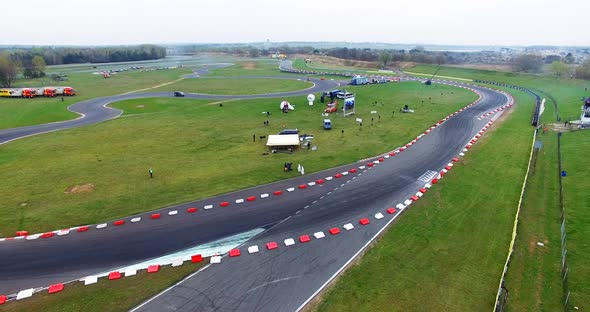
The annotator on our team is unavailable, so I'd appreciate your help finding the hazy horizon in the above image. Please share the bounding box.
[3,0,589,47]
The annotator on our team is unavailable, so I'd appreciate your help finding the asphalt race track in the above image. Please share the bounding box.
[0,65,511,311]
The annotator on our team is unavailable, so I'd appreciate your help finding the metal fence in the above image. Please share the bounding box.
[557,132,571,310]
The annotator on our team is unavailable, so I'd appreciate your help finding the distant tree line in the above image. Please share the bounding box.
[0,45,166,87]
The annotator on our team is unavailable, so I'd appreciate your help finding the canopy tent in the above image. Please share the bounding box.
[266,134,300,147]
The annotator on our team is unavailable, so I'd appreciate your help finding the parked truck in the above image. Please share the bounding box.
[0,86,75,98]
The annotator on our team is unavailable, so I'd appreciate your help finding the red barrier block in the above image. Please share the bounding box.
[0,295,6,305]
[465,145,472,149]
[389,152,396,156]
[273,190,283,196]
[329,227,341,235]
[334,173,343,179]
[439,171,445,177]
[147,265,160,273]
[405,143,412,147]
[108,271,122,280]
[432,178,439,184]
[191,254,203,263]
[229,249,241,257]
[113,220,125,226]
[411,195,419,201]
[151,213,161,219]
[266,242,278,250]
[15,231,28,237]
[378,157,385,162]
[386,208,397,214]
[367,163,374,167]
[76,226,89,233]
[299,235,311,243]
[246,196,256,202]
[445,166,452,171]
[359,218,370,225]
[187,207,198,213]
[316,179,325,184]
[419,188,427,193]
[48,283,64,294]
[41,232,55,239]
[349,168,357,173]
[220,201,230,207]
[452,157,459,162]
[298,184,307,189]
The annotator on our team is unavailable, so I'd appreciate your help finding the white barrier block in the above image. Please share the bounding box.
[171,258,184,267]
[26,234,40,240]
[57,229,70,236]
[130,217,141,223]
[384,155,390,159]
[448,163,454,167]
[404,199,412,206]
[260,193,269,198]
[287,187,295,192]
[325,177,333,181]
[313,231,326,239]
[359,166,366,170]
[248,245,259,254]
[307,182,316,186]
[459,152,465,156]
[83,276,98,285]
[396,203,406,209]
[124,268,137,277]
[463,148,468,152]
[424,183,432,189]
[373,160,380,164]
[343,223,354,230]
[210,256,222,264]
[416,192,424,197]
[168,210,178,216]
[235,199,244,204]
[0,238,4,242]
[442,169,448,173]
[375,213,384,220]
[284,238,295,246]
[204,204,213,210]
[16,288,34,300]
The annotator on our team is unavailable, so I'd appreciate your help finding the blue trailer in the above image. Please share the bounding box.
[351,75,369,85]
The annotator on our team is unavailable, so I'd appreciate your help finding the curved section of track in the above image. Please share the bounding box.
[0,65,340,146]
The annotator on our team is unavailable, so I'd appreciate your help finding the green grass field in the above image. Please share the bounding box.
[560,131,590,310]
[151,77,312,95]
[0,262,206,312]
[0,81,475,235]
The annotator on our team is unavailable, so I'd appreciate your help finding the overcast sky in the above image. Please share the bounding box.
[3,0,589,46]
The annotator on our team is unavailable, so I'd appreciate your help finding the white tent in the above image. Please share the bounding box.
[266,134,299,147]
[280,101,294,111]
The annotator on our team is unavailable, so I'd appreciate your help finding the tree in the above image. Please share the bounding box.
[31,55,46,78]
[379,51,391,68]
[549,61,569,78]
[564,52,575,64]
[0,54,19,87]
[248,47,260,58]
[574,59,590,80]
[511,54,543,73]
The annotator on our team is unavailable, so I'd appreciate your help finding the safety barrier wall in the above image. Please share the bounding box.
[473,80,542,126]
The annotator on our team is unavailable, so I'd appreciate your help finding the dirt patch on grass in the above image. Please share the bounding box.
[294,54,379,70]
[136,105,145,108]
[65,183,95,194]
[240,62,257,70]
[446,63,513,72]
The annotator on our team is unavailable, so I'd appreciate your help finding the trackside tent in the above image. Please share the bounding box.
[266,134,299,147]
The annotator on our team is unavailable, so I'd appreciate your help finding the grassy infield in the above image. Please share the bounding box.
[1,59,587,311]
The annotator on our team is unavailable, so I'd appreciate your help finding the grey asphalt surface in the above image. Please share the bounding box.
[0,64,509,311]
[130,82,508,312]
